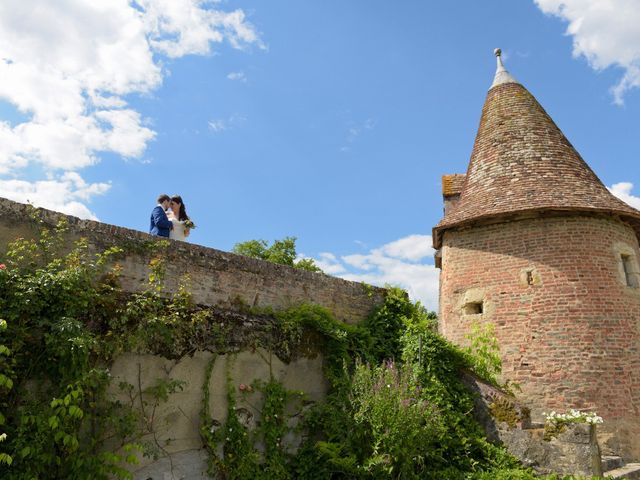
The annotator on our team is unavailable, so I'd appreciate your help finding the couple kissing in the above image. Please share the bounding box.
[149,194,195,241]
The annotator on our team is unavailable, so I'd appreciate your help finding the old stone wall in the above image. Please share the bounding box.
[107,348,327,479]
[463,372,603,477]
[0,196,388,478]
[439,214,640,459]
[0,197,384,324]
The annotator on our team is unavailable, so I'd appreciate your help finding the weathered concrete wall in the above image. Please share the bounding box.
[108,349,327,479]
[0,196,384,324]
[0,196,386,479]
[440,214,640,459]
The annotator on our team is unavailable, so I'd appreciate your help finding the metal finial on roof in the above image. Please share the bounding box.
[490,47,518,89]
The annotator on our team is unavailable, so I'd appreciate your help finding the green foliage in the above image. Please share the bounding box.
[200,354,220,475]
[489,397,529,429]
[233,237,322,272]
[463,321,502,386]
[298,295,515,479]
[350,360,444,478]
[274,303,372,386]
[201,355,306,479]
[5,368,139,480]
[0,308,11,467]
[208,358,261,479]
[0,221,190,478]
[363,287,436,363]
[284,287,596,479]
[0,221,595,479]
[256,378,293,478]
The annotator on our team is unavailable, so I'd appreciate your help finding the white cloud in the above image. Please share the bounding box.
[379,234,435,261]
[347,118,376,141]
[141,1,264,57]
[0,0,262,217]
[227,71,248,83]
[609,182,640,210]
[534,0,640,104]
[208,119,227,133]
[340,117,376,152]
[342,263,440,312]
[306,234,440,311]
[313,252,347,275]
[0,172,110,220]
[208,113,247,133]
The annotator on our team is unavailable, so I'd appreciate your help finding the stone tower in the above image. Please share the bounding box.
[433,49,640,459]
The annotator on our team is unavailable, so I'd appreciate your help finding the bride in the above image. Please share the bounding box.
[167,195,194,241]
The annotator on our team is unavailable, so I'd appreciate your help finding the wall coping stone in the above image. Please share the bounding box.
[0,196,386,323]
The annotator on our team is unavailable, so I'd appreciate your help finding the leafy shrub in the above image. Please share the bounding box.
[463,321,502,385]
[0,218,589,479]
[233,237,322,272]
[350,359,444,478]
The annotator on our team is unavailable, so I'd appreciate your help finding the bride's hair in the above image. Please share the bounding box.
[170,195,189,221]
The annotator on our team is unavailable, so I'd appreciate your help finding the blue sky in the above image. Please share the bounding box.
[1,0,639,311]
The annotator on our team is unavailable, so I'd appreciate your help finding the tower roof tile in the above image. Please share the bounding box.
[433,52,640,248]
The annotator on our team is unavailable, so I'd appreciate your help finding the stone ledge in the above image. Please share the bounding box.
[605,462,640,479]
[0,196,387,324]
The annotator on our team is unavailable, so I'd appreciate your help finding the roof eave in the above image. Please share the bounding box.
[433,207,640,249]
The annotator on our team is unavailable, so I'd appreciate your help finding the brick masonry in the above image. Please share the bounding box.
[433,82,640,249]
[439,214,640,459]
[0,196,385,324]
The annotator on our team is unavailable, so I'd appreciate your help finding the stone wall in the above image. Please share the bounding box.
[439,213,640,459]
[107,348,327,479]
[0,196,385,324]
[0,196,388,478]
[463,371,603,478]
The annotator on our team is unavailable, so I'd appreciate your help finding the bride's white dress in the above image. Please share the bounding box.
[168,213,188,242]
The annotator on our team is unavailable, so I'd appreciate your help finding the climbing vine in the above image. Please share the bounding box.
[0,218,207,478]
[0,217,597,479]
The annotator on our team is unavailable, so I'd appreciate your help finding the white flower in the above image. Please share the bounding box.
[544,409,603,426]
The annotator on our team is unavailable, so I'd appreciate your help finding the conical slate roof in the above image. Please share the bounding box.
[433,50,640,248]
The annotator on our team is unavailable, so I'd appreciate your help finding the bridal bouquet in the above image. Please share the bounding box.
[184,219,196,230]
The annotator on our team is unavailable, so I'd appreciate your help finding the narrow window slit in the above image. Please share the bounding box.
[621,254,638,288]
[526,271,534,286]
[464,302,483,315]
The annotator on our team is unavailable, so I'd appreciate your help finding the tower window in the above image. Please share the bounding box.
[464,302,483,315]
[621,254,639,288]
[526,270,534,286]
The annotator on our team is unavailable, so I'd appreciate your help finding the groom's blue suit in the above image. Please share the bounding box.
[150,205,173,237]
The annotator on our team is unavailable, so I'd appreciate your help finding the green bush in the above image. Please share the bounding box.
[0,219,590,479]
[233,237,322,272]
[350,359,444,477]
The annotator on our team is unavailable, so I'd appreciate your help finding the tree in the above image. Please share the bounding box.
[232,237,322,273]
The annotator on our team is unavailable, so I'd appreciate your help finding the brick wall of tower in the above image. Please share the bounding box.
[439,214,640,459]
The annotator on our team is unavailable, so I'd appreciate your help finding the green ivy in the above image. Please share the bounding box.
[0,314,12,467]
[211,355,261,479]
[0,218,596,479]
[463,321,502,386]
[0,219,199,478]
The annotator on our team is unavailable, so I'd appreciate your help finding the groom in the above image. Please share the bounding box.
[150,194,173,237]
